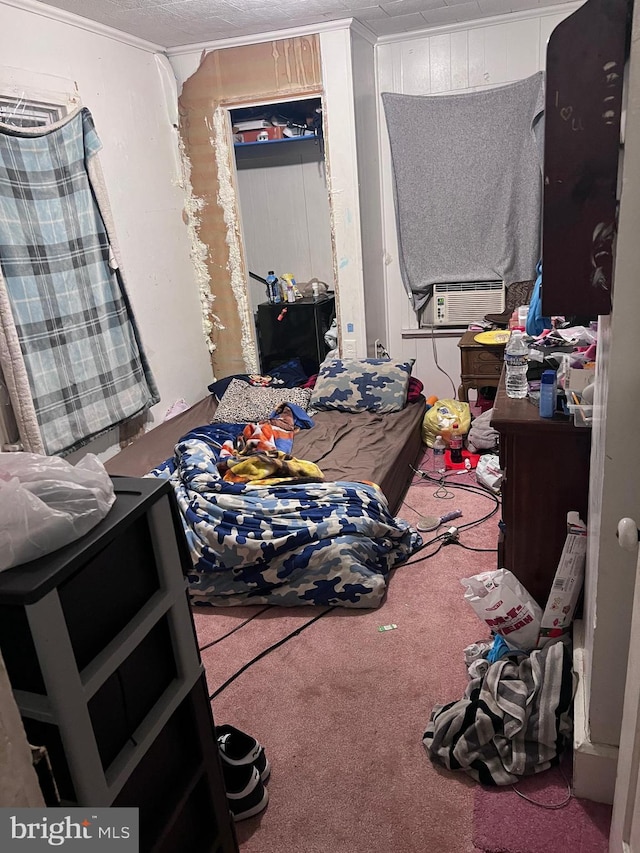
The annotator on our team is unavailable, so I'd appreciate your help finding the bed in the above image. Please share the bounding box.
[105,359,426,609]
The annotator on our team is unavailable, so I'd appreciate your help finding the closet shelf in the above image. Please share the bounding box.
[234,135,318,149]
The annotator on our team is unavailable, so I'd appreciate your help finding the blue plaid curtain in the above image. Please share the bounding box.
[0,107,159,455]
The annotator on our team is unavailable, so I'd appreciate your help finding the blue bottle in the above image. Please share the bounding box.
[539,369,557,418]
[266,271,280,304]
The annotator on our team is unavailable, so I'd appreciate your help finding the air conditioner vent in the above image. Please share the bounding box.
[420,281,505,327]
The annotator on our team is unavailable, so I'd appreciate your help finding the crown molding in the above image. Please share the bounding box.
[349,18,378,46]
[375,1,584,46]
[166,17,357,56]
[2,0,164,53]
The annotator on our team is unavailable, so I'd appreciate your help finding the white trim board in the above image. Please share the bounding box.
[2,0,164,53]
[573,620,619,804]
[375,1,584,45]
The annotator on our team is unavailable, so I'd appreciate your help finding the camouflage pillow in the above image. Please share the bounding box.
[212,379,312,423]
[310,358,412,413]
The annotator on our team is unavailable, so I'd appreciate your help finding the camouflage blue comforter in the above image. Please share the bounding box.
[151,424,421,608]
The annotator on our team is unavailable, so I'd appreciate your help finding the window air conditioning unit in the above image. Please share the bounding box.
[421,281,505,327]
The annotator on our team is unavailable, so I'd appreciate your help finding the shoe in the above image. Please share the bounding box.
[221,762,269,822]
[217,724,271,782]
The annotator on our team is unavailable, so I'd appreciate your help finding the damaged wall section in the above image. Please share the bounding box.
[178,36,323,379]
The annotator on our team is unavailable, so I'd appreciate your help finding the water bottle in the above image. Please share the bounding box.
[266,271,280,304]
[504,328,529,399]
[432,435,446,474]
[539,369,557,418]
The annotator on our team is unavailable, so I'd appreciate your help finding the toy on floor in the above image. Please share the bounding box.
[416,508,463,532]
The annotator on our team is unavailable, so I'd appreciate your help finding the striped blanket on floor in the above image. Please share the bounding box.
[423,641,574,785]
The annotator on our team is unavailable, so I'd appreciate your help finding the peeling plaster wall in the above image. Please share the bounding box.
[176,37,324,378]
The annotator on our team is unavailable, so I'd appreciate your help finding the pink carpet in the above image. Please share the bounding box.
[189,448,610,852]
[473,758,612,853]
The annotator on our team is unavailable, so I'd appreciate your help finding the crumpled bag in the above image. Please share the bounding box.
[0,452,116,572]
[460,568,542,650]
[421,399,471,447]
[476,454,503,493]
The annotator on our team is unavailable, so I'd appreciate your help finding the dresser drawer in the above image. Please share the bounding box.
[461,347,504,376]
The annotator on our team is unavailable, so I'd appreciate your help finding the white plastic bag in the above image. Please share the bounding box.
[460,568,542,650]
[476,454,503,493]
[0,452,116,572]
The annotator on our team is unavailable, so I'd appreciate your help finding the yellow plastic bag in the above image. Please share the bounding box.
[421,399,471,447]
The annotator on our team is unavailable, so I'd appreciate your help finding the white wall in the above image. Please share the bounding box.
[235,135,333,315]
[375,3,580,398]
[0,2,213,459]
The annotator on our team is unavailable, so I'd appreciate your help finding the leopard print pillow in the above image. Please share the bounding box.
[212,379,312,424]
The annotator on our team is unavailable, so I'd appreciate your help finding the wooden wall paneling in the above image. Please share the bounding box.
[430,33,452,93]
[505,18,542,81]
[468,28,487,88]
[178,36,323,378]
[450,31,470,91]
[483,24,509,85]
[301,154,333,284]
[400,40,431,95]
[235,141,332,311]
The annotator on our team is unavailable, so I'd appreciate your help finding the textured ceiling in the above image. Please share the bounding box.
[34,0,566,48]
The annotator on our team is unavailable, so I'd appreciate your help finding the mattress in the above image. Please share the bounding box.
[106,395,425,514]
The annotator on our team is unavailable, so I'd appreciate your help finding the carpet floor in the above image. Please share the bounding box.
[473,757,612,853]
[191,449,611,852]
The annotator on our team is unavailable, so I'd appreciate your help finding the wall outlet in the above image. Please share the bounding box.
[342,338,357,358]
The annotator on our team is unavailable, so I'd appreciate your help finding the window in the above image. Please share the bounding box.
[0,95,67,128]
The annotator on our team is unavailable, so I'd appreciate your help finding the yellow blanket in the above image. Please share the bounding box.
[222,450,324,486]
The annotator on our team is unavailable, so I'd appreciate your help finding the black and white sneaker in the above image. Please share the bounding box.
[221,762,269,822]
[217,724,270,782]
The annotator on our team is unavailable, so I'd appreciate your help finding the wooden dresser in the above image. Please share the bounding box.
[491,373,591,607]
[457,330,506,402]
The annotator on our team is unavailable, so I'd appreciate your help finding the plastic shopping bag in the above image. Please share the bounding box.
[0,452,116,572]
[476,454,503,493]
[421,399,471,447]
[460,568,542,650]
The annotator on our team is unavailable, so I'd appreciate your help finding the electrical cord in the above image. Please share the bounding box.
[406,540,445,565]
[402,465,501,560]
[448,541,498,553]
[209,607,335,702]
[408,466,501,533]
[511,766,572,809]
[198,605,271,652]
[430,324,458,399]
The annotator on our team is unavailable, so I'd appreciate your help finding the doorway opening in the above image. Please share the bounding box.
[227,96,336,373]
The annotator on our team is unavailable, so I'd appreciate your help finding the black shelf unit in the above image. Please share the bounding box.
[0,477,237,853]
[256,294,335,375]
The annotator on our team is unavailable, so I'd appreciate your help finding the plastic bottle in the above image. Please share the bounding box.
[449,424,464,464]
[281,273,297,303]
[539,369,557,418]
[504,328,529,399]
[432,435,446,474]
[266,271,280,304]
